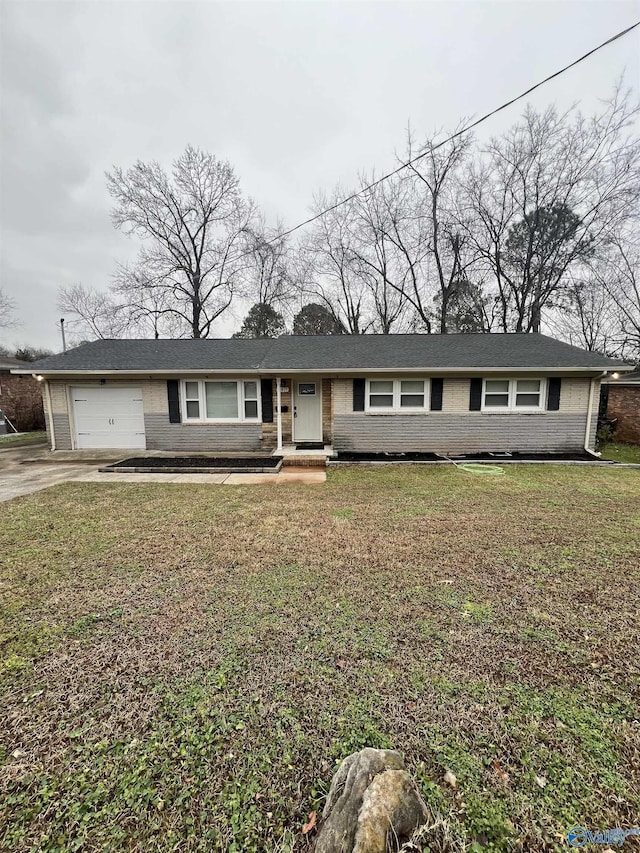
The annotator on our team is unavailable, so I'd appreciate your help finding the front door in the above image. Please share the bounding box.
[293,379,322,442]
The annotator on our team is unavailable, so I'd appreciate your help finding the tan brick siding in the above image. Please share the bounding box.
[334,376,592,415]
[333,412,590,454]
[607,386,640,444]
[142,380,170,413]
[41,374,600,452]
[49,381,70,413]
[332,379,352,416]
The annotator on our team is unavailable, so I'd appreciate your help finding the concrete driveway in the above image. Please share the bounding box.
[0,445,100,502]
[0,446,326,502]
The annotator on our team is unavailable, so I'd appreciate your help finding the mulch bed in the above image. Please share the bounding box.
[334,450,596,462]
[109,456,281,469]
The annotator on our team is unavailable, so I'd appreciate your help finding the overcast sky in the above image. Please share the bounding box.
[1,0,638,352]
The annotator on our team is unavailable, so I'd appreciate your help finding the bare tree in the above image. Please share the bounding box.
[404,128,478,332]
[241,216,295,309]
[592,229,640,359]
[300,191,373,334]
[348,177,414,333]
[58,284,130,340]
[359,170,434,332]
[465,85,640,332]
[545,270,617,353]
[0,288,16,328]
[111,265,187,338]
[106,145,255,338]
[344,129,477,334]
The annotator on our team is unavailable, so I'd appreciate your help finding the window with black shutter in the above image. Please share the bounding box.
[469,378,483,411]
[260,379,274,423]
[430,378,443,411]
[547,377,562,410]
[167,380,181,423]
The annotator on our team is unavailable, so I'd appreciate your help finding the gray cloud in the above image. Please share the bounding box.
[1,0,638,350]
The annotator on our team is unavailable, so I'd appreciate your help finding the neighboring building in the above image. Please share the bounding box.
[0,356,45,432]
[602,371,640,445]
[13,334,632,454]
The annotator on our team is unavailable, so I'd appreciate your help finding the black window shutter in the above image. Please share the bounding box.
[547,377,561,411]
[469,378,483,411]
[430,378,443,411]
[167,380,181,423]
[261,379,274,423]
[353,378,366,411]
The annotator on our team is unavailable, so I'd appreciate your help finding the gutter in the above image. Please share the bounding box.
[10,366,633,378]
[44,379,56,451]
[583,373,604,454]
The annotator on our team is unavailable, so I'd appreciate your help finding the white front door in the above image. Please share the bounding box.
[72,386,146,449]
[293,379,322,442]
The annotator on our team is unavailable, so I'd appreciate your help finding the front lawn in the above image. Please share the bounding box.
[600,442,640,464]
[0,430,47,447]
[1,466,639,852]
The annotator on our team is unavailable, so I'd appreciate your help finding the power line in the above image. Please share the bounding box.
[237,19,640,258]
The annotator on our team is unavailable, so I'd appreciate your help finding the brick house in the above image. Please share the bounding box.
[603,371,640,445]
[0,357,46,432]
[13,334,633,454]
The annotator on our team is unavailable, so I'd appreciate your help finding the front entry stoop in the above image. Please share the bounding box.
[281,455,327,469]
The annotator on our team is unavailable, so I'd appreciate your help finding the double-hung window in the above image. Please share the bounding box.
[482,378,544,412]
[184,381,201,420]
[181,379,261,422]
[366,379,428,411]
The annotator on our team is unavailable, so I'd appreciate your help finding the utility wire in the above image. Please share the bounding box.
[236,20,640,257]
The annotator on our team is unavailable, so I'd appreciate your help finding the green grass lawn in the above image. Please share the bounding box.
[1,466,639,852]
[0,430,47,447]
[600,442,640,464]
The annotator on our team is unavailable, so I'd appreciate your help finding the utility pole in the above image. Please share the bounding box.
[59,318,67,352]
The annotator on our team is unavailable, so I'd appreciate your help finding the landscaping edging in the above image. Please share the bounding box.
[100,456,283,474]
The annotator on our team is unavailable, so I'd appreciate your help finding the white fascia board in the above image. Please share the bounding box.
[15,366,629,377]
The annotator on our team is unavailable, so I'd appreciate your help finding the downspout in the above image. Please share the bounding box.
[44,378,56,451]
[583,374,602,456]
[276,376,283,452]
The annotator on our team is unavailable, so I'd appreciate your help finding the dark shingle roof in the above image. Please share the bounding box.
[21,333,631,374]
[0,356,30,370]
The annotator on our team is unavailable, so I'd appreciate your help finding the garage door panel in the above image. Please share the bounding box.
[72,387,146,449]
[75,414,145,431]
[76,432,146,449]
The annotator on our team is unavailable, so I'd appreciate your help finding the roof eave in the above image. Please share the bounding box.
[13,365,629,376]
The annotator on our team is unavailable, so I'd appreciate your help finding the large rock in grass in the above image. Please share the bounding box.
[312,748,430,853]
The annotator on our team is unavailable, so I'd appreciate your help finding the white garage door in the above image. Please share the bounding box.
[72,387,146,449]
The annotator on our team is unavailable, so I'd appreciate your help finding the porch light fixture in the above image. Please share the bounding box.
[35,375,44,382]
[611,372,620,380]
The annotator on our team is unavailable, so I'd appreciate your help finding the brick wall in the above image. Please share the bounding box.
[332,375,599,453]
[607,386,640,444]
[0,372,45,431]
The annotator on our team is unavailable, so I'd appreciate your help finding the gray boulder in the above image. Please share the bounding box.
[312,748,430,853]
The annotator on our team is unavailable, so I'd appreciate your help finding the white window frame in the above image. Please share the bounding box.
[180,379,262,423]
[481,378,546,413]
[365,378,430,413]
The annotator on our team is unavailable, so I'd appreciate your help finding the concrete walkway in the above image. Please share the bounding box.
[76,467,326,485]
[0,447,325,502]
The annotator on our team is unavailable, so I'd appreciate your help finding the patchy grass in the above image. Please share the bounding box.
[600,442,640,464]
[0,430,47,447]
[1,465,639,852]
